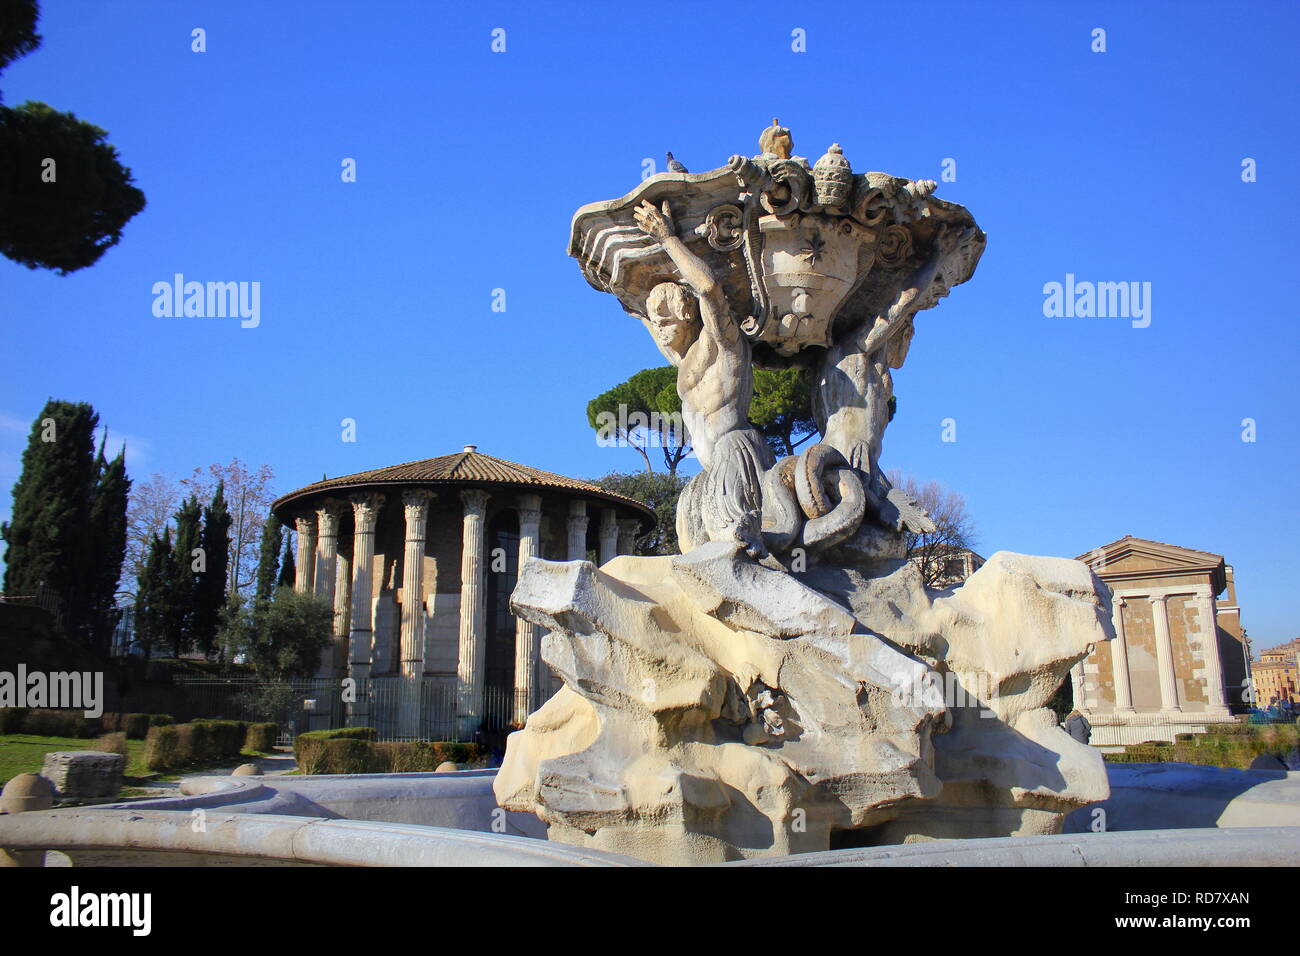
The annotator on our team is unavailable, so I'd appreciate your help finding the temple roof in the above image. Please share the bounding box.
[1075,535,1225,564]
[1075,534,1227,595]
[272,446,656,524]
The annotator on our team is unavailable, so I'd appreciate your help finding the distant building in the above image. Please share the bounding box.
[1251,638,1300,708]
[912,546,985,589]
[1071,536,1248,745]
[270,446,653,740]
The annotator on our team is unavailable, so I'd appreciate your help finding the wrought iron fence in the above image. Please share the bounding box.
[171,676,518,744]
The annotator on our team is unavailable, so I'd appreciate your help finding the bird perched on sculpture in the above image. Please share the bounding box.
[666,152,688,173]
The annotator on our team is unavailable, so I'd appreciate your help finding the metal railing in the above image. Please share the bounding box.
[170,676,518,743]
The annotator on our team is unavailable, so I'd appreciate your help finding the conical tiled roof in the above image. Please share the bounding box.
[271,446,655,523]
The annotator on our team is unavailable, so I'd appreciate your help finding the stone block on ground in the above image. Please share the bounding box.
[40,751,125,800]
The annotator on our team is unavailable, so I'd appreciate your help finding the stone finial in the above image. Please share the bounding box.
[0,773,54,814]
[759,118,793,159]
[813,143,853,208]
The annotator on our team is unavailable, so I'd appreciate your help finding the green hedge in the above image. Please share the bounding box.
[0,708,26,734]
[1104,723,1300,769]
[0,709,176,739]
[244,722,278,753]
[0,708,94,738]
[294,732,488,775]
[100,712,176,739]
[294,727,378,775]
[142,720,251,772]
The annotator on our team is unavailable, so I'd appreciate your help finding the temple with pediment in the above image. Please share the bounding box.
[1071,535,1251,745]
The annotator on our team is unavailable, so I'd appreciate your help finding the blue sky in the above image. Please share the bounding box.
[1,0,1296,648]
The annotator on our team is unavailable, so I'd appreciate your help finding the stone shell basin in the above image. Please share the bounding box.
[567,155,986,365]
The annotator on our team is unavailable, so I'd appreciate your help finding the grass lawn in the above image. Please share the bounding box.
[0,734,276,786]
[0,734,150,785]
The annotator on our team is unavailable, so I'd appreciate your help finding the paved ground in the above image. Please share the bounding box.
[122,747,297,799]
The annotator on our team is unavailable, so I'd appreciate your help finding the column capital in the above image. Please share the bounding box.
[1148,593,1169,606]
[569,499,587,518]
[599,507,618,530]
[461,488,491,514]
[517,493,542,528]
[349,491,385,528]
[294,514,317,536]
[617,517,641,534]
[401,487,434,510]
[316,499,346,536]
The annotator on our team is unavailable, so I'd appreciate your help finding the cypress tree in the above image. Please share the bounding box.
[277,538,296,589]
[135,528,172,660]
[167,496,202,657]
[254,514,282,603]
[1,400,98,611]
[193,482,231,657]
[85,444,130,650]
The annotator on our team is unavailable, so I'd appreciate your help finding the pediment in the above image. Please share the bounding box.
[1076,536,1226,590]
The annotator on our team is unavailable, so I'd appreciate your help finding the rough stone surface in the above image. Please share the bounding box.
[231,763,263,777]
[497,550,1113,863]
[40,751,125,800]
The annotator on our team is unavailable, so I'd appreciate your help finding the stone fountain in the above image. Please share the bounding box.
[494,121,1115,865]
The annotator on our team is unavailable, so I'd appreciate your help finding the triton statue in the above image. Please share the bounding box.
[496,122,1115,866]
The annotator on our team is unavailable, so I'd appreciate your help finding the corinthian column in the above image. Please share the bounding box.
[333,547,351,673]
[1110,597,1135,714]
[313,501,345,679]
[400,490,433,679]
[617,518,640,556]
[456,489,491,739]
[513,494,543,726]
[294,515,317,592]
[1150,594,1182,713]
[567,500,589,561]
[398,489,433,739]
[347,492,383,726]
[598,508,619,565]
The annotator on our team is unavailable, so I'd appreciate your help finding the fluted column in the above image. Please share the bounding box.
[1150,594,1181,713]
[513,494,543,726]
[567,500,589,561]
[313,501,345,679]
[347,492,383,726]
[598,508,618,565]
[398,490,433,739]
[294,515,317,592]
[456,489,491,739]
[616,518,640,556]
[333,547,351,672]
[1194,591,1230,715]
[1110,596,1135,713]
[400,490,433,678]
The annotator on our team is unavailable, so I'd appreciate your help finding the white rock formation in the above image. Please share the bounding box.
[496,548,1113,864]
